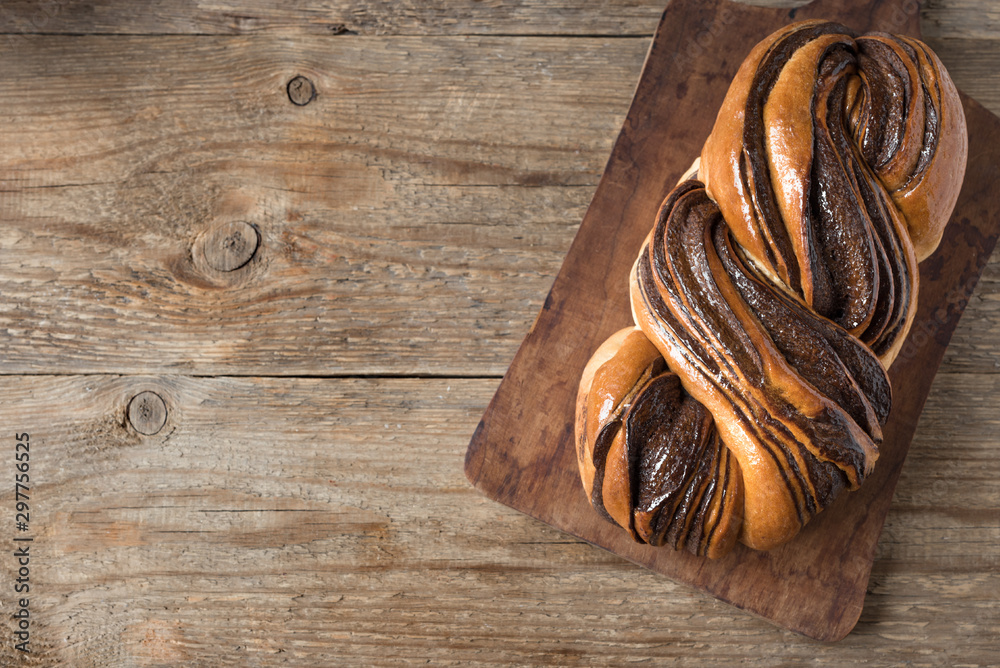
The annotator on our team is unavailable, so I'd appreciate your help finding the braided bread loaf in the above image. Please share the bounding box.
[575,21,967,557]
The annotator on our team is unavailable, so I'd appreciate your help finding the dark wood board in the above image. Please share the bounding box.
[465,0,1000,642]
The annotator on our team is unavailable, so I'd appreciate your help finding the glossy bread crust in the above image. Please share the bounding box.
[575,21,967,557]
[575,327,743,558]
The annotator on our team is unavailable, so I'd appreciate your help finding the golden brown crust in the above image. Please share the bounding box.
[699,21,964,363]
[575,327,659,503]
[629,184,885,550]
[575,327,744,557]
[861,33,968,261]
[574,21,967,558]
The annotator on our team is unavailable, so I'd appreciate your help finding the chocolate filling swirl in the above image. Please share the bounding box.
[576,21,966,557]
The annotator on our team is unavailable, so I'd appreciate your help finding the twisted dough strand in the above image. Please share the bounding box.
[576,21,967,557]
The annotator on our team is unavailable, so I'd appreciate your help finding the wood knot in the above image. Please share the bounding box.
[128,391,168,435]
[287,75,317,106]
[200,221,260,272]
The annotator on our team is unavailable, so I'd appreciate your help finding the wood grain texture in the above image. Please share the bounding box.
[0,375,997,665]
[0,33,642,376]
[0,0,996,663]
[0,0,993,37]
[0,15,998,377]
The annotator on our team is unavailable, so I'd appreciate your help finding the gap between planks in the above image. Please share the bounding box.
[0,371,507,379]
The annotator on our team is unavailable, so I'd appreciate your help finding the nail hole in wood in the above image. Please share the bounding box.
[202,221,260,272]
[128,391,167,436]
[287,75,317,106]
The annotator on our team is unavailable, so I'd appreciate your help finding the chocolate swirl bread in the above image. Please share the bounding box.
[575,21,967,557]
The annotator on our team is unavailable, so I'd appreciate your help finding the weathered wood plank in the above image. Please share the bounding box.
[0,35,646,376]
[0,374,995,663]
[943,252,1000,372]
[921,0,1000,39]
[2,33,998,377]
[0,0,993,38]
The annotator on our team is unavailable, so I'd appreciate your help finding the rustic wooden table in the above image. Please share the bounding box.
[0,0,996,665]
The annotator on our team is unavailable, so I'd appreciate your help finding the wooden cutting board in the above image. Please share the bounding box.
[464,0,1000,642]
